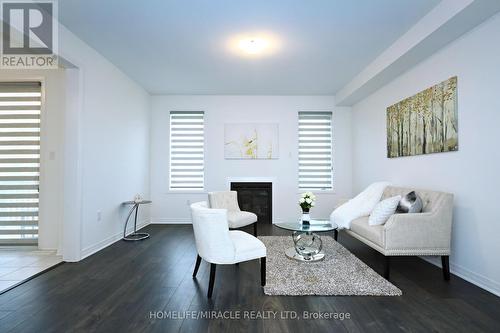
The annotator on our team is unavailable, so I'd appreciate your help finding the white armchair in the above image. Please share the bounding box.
[190,201,266,298]
[208,191,258,236]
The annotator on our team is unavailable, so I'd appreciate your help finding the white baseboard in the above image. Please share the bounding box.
[422,256,500,297]
[151,218,191,224]
[151,217,299,224]
[152,217,292,224]
[80,219,151,260]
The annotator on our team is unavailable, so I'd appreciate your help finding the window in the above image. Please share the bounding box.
[298,111,333,190]
[169,111,205,190]
[0,82,41,245]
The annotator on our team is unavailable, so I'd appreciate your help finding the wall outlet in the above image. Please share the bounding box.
[186,199,191,206]
[97,210,102,222]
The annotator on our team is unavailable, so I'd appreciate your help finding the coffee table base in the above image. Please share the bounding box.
[285,247,325,262]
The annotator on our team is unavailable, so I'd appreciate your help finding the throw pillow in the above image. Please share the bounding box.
[369,195,402,226]
[397,191,423,213]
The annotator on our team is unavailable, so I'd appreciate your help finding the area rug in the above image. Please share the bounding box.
[259,236,402,296]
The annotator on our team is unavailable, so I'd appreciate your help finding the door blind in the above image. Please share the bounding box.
[298,111,333,190]
[169,111,204,190]
[0,82,41,245]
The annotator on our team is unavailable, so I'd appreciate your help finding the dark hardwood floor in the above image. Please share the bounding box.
[1,224,499,332]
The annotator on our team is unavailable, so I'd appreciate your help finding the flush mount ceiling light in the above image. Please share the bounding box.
[238,38,268,54]
[227,33,281,58]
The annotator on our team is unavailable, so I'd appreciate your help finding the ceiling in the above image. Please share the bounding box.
[59,0,440,95]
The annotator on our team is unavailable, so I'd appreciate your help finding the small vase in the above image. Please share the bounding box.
[302,208,310,225]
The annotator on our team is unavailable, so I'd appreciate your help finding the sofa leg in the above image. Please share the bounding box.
[441,255,450,281]
[261,257,266,286]
[333,229,338,241]
[193,255,202,278]
[208,263,216,298]
[384,256,391,280]
[253,222,258,237]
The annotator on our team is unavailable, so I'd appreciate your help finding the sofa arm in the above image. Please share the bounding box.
[384,212,451,253]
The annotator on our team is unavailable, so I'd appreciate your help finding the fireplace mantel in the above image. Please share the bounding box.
[226,177,275,186]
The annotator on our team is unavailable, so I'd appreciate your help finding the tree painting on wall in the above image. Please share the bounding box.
[386,76,458,158]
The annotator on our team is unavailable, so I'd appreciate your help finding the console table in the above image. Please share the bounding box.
[122,200,152,241]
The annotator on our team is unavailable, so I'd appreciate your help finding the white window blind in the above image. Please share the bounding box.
[298,111,333,190]
[169,111,205,190]
[0,82,41,245]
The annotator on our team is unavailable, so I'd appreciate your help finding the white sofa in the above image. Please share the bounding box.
[341,186,454,280]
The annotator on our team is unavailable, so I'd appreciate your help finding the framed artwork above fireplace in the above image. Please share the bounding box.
[224,123,279,159]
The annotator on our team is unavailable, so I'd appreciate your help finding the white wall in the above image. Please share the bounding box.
[351,13,500,295]
[57,25,151,259]
[0,24,152,259]
[150,95,352,224]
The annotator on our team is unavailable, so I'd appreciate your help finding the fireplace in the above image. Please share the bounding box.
[230,182,272,224]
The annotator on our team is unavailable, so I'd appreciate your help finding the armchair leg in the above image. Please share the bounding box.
[193,255,201,278]
[260,257,266,286]
[253,222,258,237]
[384,256,391,280]
[208,263,217,298]
[441,255,450,281]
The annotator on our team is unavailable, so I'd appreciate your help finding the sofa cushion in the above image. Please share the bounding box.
[227,211,257,228]
[350,217,385,246]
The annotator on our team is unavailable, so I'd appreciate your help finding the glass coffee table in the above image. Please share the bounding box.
[275,220,338,262]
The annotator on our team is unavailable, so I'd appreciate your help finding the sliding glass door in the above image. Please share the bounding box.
[0,82,41,245]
